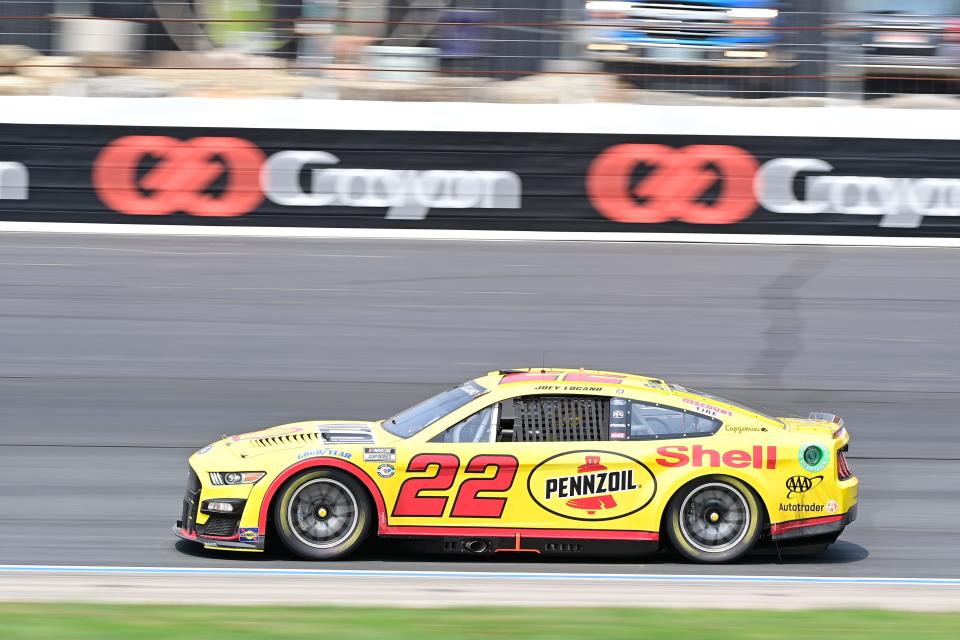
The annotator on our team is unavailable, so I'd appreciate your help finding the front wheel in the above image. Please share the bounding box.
[665,477,762,563]
[273,469,372,560]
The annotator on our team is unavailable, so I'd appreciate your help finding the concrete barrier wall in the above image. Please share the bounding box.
[1,97,959,236]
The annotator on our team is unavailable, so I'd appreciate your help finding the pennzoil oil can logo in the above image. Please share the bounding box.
[527,450,656,522]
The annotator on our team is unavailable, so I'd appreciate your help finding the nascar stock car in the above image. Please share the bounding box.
[174,368,858,563]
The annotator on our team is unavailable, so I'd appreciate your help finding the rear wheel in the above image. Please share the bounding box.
[666,477,762,563]
[273,469,372,560]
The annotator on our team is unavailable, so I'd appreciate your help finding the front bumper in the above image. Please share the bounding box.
[173,521,264,551]
[175,464,263,551]
[769,506,858,542]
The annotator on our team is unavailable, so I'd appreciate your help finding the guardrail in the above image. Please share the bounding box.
[0,96,958,237]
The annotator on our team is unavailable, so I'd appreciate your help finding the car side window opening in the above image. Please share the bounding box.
[511,395,609,442]
[429,405,497,444]
[617,400,722,440]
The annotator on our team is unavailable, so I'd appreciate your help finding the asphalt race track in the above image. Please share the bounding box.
[1,232,959,580]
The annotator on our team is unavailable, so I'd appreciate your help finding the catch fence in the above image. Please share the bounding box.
[0,2,957,102]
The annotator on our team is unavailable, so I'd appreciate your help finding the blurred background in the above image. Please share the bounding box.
[3,6,960,631]
[0,0,959,103]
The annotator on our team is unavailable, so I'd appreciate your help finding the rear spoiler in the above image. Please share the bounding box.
[809,412,846,439]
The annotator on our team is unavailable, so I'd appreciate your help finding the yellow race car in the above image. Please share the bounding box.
[174,369,858,563]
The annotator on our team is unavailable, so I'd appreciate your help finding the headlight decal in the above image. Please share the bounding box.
[209,471,266,485]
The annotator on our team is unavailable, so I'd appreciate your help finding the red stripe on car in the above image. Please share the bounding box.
[380,525,658,541]
[770,514,844,535]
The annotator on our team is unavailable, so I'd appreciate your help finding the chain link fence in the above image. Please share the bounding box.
[1,1,958,104]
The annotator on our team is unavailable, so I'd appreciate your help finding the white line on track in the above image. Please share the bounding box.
[1,565,958,586]
[2,221,960,248]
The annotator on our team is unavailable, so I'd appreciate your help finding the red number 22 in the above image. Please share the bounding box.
[392,454,518,518]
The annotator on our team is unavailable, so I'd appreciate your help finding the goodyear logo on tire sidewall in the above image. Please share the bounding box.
[527,450,657,521]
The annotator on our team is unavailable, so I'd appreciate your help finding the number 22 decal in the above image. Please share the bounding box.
[392,454,519,518]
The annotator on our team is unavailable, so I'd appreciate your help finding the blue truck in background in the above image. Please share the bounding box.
[584,0,788,67]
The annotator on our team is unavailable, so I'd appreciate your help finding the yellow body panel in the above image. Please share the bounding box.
[180,369,858,551]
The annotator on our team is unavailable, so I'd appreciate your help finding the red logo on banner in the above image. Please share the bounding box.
[93,136,266,217]
[586,144,759,225]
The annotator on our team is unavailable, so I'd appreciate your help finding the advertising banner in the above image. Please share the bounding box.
[1,122,959,236]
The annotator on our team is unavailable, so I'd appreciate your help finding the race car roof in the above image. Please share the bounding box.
[491,368,669,390]
[488,368,783,426]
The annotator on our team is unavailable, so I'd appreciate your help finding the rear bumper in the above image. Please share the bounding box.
[769,506,857,542]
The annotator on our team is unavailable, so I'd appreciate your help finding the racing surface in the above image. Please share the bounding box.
[1,233,959,577]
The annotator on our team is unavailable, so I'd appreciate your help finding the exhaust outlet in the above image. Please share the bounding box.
[464,539,489,554]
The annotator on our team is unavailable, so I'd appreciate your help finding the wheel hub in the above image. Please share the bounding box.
[287,478,359,550]
[678,483,751,554]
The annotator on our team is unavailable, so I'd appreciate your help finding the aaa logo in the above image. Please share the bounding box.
[785,475,823,499]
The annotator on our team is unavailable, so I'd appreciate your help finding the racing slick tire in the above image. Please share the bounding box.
[273,468,373,560]
[665,476,762,564]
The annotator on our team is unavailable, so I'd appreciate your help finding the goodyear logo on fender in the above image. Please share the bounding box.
[527,450,656,522]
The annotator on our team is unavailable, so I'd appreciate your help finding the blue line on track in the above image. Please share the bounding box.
[1,565,958,586]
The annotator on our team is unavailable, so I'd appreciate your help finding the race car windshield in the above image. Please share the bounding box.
[383,381,488,438]
[672,385,782,423]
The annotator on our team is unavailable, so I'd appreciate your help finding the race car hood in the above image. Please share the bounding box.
[220,420,390,459]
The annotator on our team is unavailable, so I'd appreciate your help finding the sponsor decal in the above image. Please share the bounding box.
[238,527,259,543]
[655,445,777,469]
[460,382,485,396]
[825,499,839,514]
[785,475,824,499]
[725,425,768,434]
[757,157,960,229]
[93,136,265,217]
[616,389,626,395]
[587,144,759,225]
[612,410,625,419]
[194,444,213,455]
[611,398,627,406]
[588,147,960,230]
[779,503,824,513]
[0,161,28,200]
[364,447,397,463]
[527,450,656,522]
[93,137,521,220]
[682,398,734,418]
[297,448,352,461]
[376,463,396,479]
[798,443,830,473]
[609,418,628,441]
